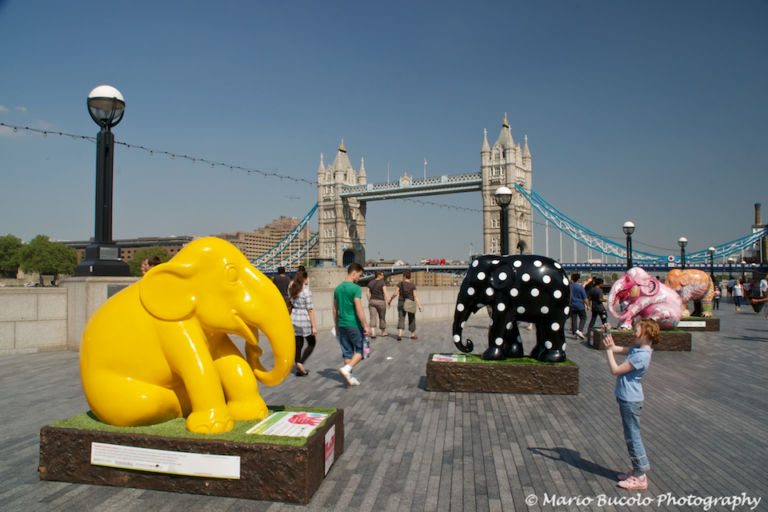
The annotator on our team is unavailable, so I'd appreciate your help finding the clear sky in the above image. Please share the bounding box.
[1,0,766,264]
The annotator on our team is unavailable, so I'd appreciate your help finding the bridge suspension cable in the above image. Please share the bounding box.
[515,184,767,263]
[250,203,318,268]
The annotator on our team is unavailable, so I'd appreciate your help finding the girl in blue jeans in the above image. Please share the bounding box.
[602,319,659,490]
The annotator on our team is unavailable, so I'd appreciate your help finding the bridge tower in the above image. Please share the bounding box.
[481,114,533,255]
[317,140,367,266]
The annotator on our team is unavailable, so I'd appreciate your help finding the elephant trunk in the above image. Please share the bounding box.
[452,287,476,353]
[607,281,625,319]
[248,306,296,387]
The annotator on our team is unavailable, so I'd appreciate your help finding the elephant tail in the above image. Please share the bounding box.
[454,335,473,353]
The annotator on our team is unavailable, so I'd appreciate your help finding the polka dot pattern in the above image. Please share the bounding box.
[453,254,570,362]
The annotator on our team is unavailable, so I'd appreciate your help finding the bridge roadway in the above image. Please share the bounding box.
[1,302,766,511]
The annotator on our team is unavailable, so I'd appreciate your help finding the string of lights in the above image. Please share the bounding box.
[0,122,315,186]
[0,121,687,252]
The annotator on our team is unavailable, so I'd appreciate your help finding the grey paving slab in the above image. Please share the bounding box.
[1,299,766,511]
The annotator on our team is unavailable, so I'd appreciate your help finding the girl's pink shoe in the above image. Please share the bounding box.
[617,470,634,481]
[618,474,648,490]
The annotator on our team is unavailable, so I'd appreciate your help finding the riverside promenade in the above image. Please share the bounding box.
[1,303,765,511]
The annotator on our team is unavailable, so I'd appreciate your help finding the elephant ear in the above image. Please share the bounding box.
[139,263,196,321]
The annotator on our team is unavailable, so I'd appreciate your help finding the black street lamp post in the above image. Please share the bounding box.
[75,85,131,276]
[622,221,635,270]
[678,237,688,269]
[494,187,513,256]
[708,246,716,280]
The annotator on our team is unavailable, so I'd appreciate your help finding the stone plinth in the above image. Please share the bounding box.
[590,329,691,351]
[425,354,578,395]
[39,410,343,504]
[59,276,139,350]
[676,317,720,331]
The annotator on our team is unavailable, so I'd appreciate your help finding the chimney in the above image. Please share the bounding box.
[755,203,767,264]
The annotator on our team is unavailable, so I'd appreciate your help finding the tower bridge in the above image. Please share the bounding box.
[317,114,533,266]
[250,114,767,272]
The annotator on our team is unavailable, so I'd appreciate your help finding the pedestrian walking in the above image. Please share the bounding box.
[366,270,389,338]
[569,272,588,340]
[289,269,316,377]
[272,266,292,311]
[733,279,744,312]
[713,283,721,310]
[333,262,369,387]
[388,270,422,341]
[587,277,609,334]
[140,255,162,275]
[602,319,659,491]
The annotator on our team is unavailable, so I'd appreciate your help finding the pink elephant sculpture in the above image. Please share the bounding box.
[608,267,683,330]
[664,269,714,317]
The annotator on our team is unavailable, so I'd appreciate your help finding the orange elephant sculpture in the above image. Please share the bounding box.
[79,237,295,434]
[665,268,714,317]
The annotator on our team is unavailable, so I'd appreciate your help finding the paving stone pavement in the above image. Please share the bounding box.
[1,300,766,511]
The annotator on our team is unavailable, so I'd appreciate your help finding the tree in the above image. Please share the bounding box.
[18,235,77,281]
[0,234,23,276]
[129,246,171,276]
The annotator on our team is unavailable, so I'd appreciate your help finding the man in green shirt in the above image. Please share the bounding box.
[333,262,369,386]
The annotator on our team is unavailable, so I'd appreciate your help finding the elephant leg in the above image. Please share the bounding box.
[502,315,524,358]
[83,369,184,427]
[530,316,567,363]
[692,300,703,317]
[482,310,515,360]
[211,335,268,421]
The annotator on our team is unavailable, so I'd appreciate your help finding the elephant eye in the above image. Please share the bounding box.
[225,266,238,282]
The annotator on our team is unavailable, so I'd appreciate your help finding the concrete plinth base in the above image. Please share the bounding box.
[39,409,343,504]
[676,317,720,331]
[590,329,691,351]
[425,354,578,395]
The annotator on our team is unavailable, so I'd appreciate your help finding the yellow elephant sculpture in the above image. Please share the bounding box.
[80,237,295,434]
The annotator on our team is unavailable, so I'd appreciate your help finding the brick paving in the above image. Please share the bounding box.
[1,300,766,511]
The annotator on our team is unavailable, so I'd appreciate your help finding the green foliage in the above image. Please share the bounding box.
[0,234,23,274]
[18,235,77,277]
[128,246,171,276]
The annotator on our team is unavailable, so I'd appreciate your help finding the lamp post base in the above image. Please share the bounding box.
[74,243,131,277]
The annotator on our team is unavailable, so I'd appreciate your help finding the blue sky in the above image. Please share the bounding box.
[1,0,766,263]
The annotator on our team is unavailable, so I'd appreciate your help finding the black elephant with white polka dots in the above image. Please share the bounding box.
[452,255,570,363]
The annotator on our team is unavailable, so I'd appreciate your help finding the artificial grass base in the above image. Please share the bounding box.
[40,406,345,503]
[426,353,579,394]
[431,353,576,366]
[50,406,336,446]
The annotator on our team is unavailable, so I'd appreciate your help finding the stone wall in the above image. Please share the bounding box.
[309,285,459,331]
[0,288,68,354]
[0,280,459,355]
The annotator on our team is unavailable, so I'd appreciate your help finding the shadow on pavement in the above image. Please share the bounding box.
[528,446,619,480]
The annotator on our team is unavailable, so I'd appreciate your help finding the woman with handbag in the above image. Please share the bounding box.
[388,271,422,340]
